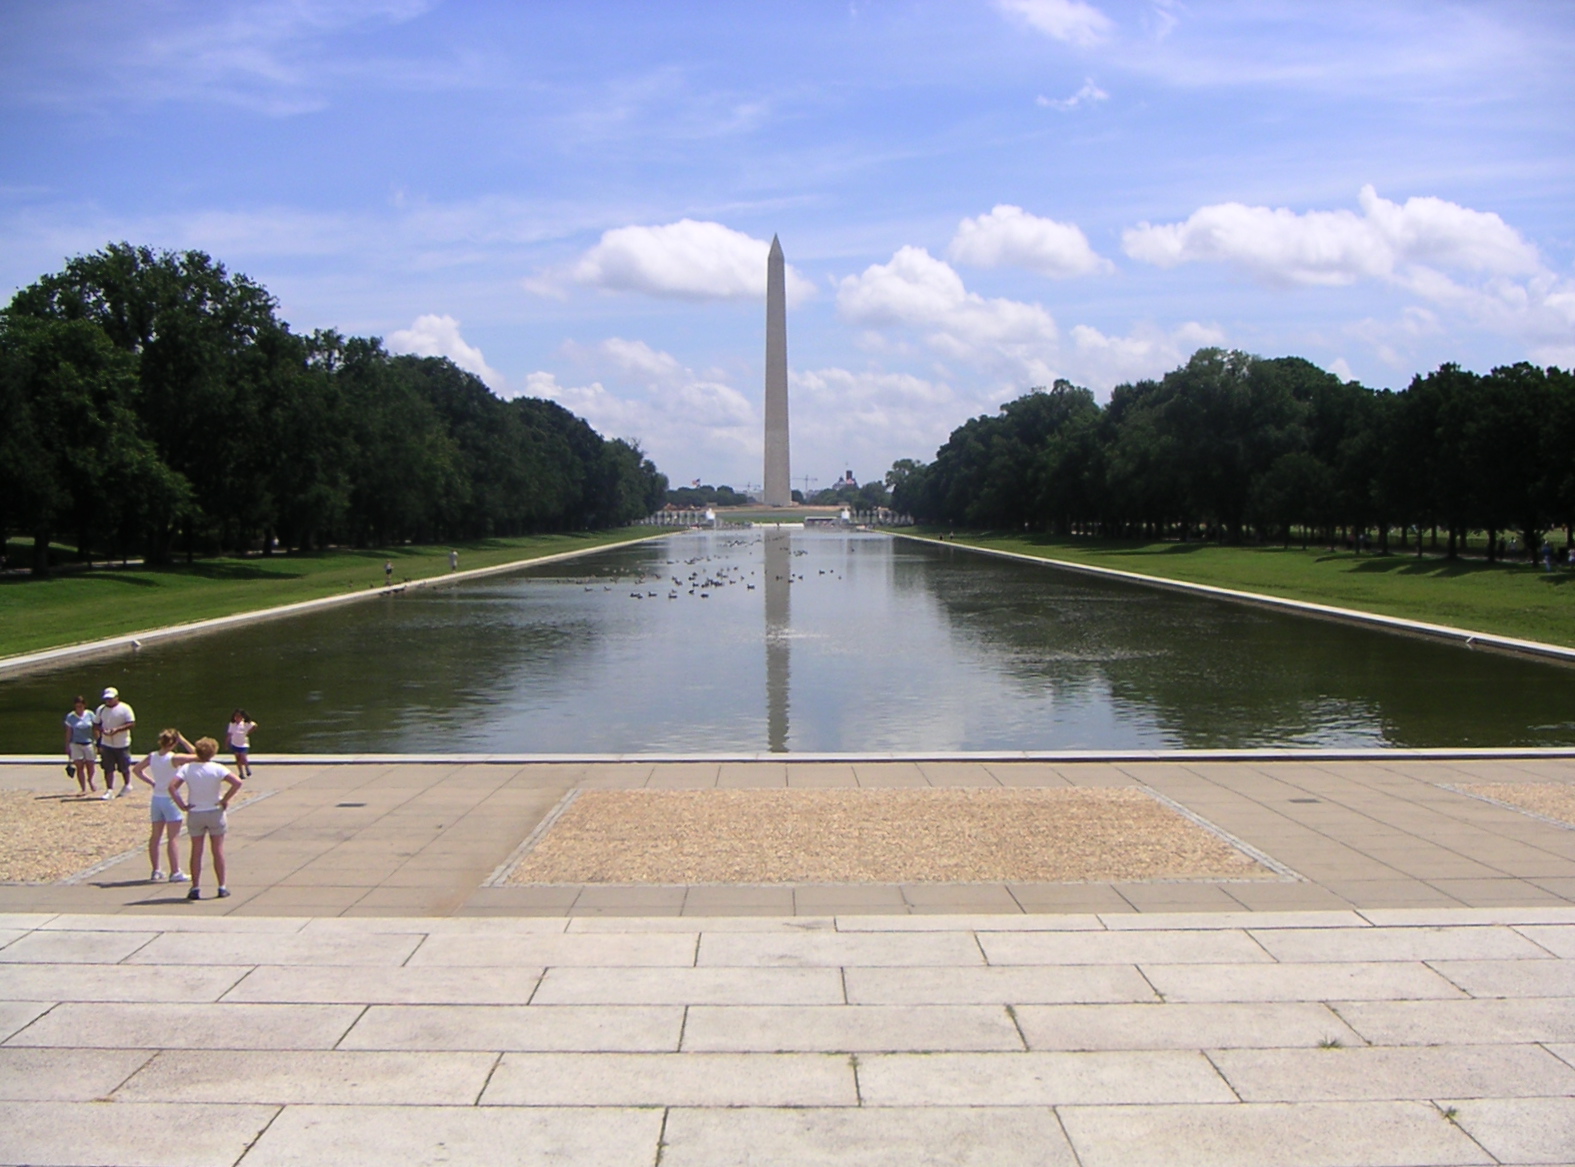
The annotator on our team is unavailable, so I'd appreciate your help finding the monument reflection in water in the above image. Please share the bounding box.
[764,529,791,752]
[5,529,1575,754]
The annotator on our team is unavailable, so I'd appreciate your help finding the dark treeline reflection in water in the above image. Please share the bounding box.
[4,531,1574,754]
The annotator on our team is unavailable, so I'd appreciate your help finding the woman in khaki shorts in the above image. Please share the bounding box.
[169,738,242,901]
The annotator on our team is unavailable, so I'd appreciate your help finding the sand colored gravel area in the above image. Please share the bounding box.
[0,788,260,884]
[1458,782,1575,827]
[508,787,1272,885]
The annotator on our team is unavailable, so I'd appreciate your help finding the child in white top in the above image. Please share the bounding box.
[170,738,243,901]
[225,709,257,778]
[133,729,194,882]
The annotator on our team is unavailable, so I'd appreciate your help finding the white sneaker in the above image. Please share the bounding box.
[169,871,189,883]
[101,791,114,800]
[150,870,166,882]
[116,787,130,797]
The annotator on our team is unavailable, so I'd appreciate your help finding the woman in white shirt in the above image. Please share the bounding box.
[133,729,194,883]
[169,738,243,901]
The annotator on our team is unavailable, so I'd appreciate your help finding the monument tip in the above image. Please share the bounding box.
[769,234,782,258]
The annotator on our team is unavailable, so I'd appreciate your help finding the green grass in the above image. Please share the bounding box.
[904,530,1575,648]
[0,529,658,658]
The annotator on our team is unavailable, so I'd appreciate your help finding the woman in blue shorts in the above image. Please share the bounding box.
[133,728,194,883]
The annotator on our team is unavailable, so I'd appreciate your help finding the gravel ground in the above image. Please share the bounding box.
[0,788,258,884]
[1459,781,1575,826]
[508,787,1271,885]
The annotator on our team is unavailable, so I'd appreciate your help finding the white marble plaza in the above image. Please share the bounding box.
[2,908,1573,1165]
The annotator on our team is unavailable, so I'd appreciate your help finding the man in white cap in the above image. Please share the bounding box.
[95,687,136,799]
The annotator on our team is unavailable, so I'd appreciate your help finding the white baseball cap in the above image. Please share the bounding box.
[101,687,119,700]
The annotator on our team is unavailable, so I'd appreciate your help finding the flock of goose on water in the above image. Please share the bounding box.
[565,536,842,602]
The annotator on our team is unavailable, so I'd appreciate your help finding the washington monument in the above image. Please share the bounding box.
[763,234,791,506]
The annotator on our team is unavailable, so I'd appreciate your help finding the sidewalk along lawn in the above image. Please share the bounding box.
[908,531,1575,649]
[0,530,652,658]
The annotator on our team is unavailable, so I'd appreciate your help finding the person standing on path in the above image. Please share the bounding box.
[133,729,194,883]
[225,709,256,778]
[384,560,393,586]
[169,738,241,901]
[449,549,458,572]
[94,687,136,799]
[62,696,99,795]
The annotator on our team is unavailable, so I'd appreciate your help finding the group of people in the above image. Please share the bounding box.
[63,689,257,901]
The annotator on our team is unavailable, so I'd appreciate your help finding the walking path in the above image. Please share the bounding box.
[2,759,1573,1163]
[3,757,1572,917]
[1,907,1572,1165]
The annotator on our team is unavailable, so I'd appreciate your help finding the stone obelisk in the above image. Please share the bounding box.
[763,235,791,506]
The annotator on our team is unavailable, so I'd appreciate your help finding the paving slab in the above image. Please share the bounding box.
[241,1103,663,1167]
[834,912,1103,932]
[0,1047,152,1100]
[0,928,158,964]
[338,1003,684,1051]
[0,962,251,1002]
[1334,997,1575,1044]
[481,1051,858,1106]
[1013,1002,1361,1050]
[0,1100,278,1167]
[1448,1096,1575,1165]
[219,963,544,1004]
[404,930,698,967]
[979,929,1274,965]
[126,930,423,967]
[1212,1043,1575,1101]
[680,1004,1023,1052]
[1251,925,1555,963]
[1519,923,1575,957]
[1431,957,1575,998]
[0,999,51,1041]
[856,1049,1238,1106]
[115,1049,497,1105]
[697,930,983,967]
[4,1001,364,1050]
[1058,1100,1492,1167]
[531,965,845,1005]
[659,1105,1079,1167]
[844,964,1156,1005]
[1143,961,1467,1002]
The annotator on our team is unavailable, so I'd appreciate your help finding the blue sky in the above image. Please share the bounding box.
[3,1,1573,491]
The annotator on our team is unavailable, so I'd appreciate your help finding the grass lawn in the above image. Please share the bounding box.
[0,529,658,659]
[904,530,1575,648]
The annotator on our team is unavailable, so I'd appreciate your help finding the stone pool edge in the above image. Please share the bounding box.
[892,531,1575,666]
[0,531,678,680]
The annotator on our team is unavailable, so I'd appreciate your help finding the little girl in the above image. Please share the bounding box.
[225,710,257,778]
[132,728,194,883]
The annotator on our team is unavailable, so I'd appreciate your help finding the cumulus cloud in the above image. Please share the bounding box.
[569,219,816,303]
[1123,185,1542,287]
[1036,78,1108,110]
[837,246,1060,382]
[997,0,1113,46]
[1065,320,1226,387]
[385,314,503,388]
[1123,185,1574,358]
[526,339,758,483]
[948,205,1112,278]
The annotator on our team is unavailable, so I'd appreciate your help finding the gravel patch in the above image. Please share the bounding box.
[0,788,260,884]
[1457,782,1575,827]
[507,788,1272,885]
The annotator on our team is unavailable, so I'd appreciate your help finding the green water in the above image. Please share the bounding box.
[3,530,1573,753]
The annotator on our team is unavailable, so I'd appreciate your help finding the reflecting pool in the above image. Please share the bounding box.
[3,530,1574,753]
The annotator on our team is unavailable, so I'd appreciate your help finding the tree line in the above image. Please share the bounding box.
[1,244,668,574]
[889,348,1575,559]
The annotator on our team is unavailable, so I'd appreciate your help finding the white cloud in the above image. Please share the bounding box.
[837,246,1060,382]
[1123,185,1541,287]
[569,219,816,303]
[1123,186,1574,359]
[948,205,1112,278]
[1064,320,1226,388]
[1036,78,1108,110]
[997,0,1113,47]
[526,339,758,483]
[385,313,503,388]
